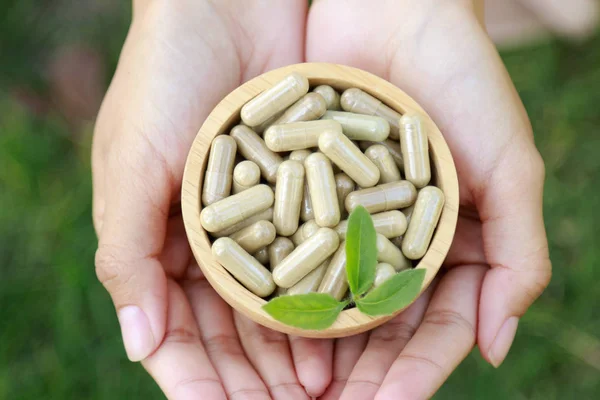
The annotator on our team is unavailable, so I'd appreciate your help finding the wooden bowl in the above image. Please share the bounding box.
[182,63,459,338]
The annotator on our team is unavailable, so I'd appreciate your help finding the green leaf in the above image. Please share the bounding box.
[356,268,426,316]
[262,293,348,330]
[345,206,378,296]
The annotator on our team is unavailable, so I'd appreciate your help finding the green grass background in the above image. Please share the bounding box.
[1,2,599,399]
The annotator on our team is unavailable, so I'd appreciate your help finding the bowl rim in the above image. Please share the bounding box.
[181,62,459,338]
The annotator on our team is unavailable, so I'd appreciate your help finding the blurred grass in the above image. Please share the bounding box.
[1,2,600,399]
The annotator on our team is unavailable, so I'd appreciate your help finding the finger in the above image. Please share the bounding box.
[95,144,173,362]
[143,280,226,400]
[478,150,551,367]
[339,283,435,400]
[185,280,271,399]
[159,214,192,279]
[376,265,485,400]
[234,313,309,400]
[518,0,599,39]
[444,210,485,268]
[91,126,105,235]
[289,337,334,397]
[319,333,369,400]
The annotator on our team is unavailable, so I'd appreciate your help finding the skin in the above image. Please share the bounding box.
[93,0,551,399]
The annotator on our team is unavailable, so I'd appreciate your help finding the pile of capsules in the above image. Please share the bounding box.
[199,72,445,300]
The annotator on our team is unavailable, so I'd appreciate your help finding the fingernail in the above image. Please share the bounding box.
[489,316,519,368]
[118,305,155,362]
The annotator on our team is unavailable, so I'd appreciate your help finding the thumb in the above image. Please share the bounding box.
[477,144,552,367]
[95,147,171,362]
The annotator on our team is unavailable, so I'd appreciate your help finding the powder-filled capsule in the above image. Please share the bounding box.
[253,247,270,265]
[232,160,261,194]
[402,186,445,259]
[376,233,411,271]
[272,228,339,288]
[212,237,275,297]
[290,220,321,246]
[313,85,341,110]
[335,210,407,239]
[289,150,315,222]
[373,263,396,287]
[200,184,274,232]
[287,259,330,295]
[289,150,312,162]
[241,72,309,126]
[202,135,237,206]
[345,181,417,214]
[230,220,277,254]
[268,237,295,270]
[360,139,404,170]
[318,129,380,188]
[274,161,305,236]
[322,111,389,141]
[341,88,401,139]
[230,125,283,183]
[212,207,273,238]
[273,93,327,125]
[317,242,348,301]
[335,173,355,218]
[304,153,340,227]
[265,120,341,152]
[399,114,431,188]
[365,144,402,183]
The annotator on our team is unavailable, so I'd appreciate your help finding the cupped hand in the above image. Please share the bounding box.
[306,1,552,398]
[92,1,334,398]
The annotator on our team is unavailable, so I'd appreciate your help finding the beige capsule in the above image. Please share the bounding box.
[272,228,340,288]
[200,184,274,233]
[288,150,315,222]
[345,181,417,214]
[304,153,341,228]
[399,114,431,188]
[402,186,445,260]
[253,247,270,265]
[268,237,295,270]
[335,210,407,239]
[373,263,396,287]
[318,129,380,188]
[317,242,348,301]
[249,110,283,134]
[365,144,402,183]
[289,149,312,162]
[202,135,237,206]
[241,72,309,127]
[335,173,355,218]
[212,207,273,238]
[340,88,401,139]
[230,125,283,183]
[212,237,275,297]
[376,233,411,271]
[290,220,320,246]
[321,111,390,141]
[313,85,341,111]
[287,259,330,295]
[230,220,277,254]
[232,160,261,194]
[273,93,327,125]
[264,120,342,152]
[360,139,404,170]
[274,161,305,236]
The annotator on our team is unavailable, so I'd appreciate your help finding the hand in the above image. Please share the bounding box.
[93,1,334,398]
[306,1,551,398]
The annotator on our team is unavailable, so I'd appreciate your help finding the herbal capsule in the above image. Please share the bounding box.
[402,186,445,259]
[318,129,380,188]
[287,259,330,295]
[272,228,339,288]
[232,160,261,194]
[399,114,431,188]
[318,242,348,300]
[289,150,315,222]
[403,204,415,225]
[253,247,270,265]
[212,237,275,297]
[290,220,320,246]
[202,135,237,206]
[268,237,295,270]
[289,149,312,162]
[376,233,411,271]
[200,184,274,232]
[274,161,305,236]
[250,110,283,134]
[340,88,401,139]
[273,93,327,125]
[360,139,403,169]
[264,120,342,152]
[230,125,283,183]
[335,173,355,218]
[373,263,396,287]
[230,220,277,254]
[313,85,341,111]
[241,72,309,127]
[304,153,341,227]
[212,207,273,238]
[321,111,389,141]
[335,210,407,239]
[364,144,402,183]
[345,181,417,214]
